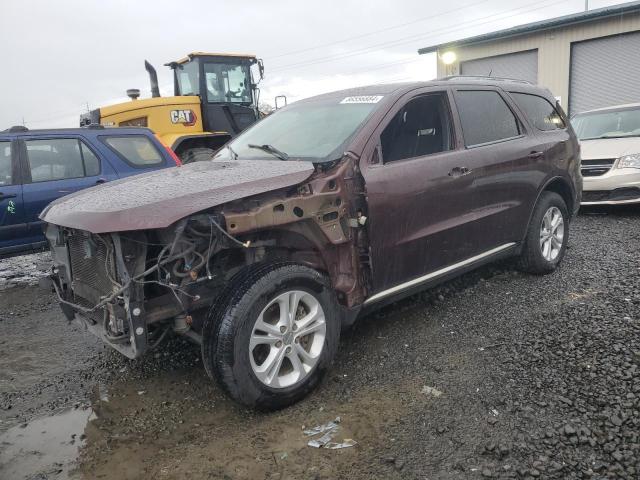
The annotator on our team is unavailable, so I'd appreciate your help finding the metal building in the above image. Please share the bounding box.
[418,1,640,115]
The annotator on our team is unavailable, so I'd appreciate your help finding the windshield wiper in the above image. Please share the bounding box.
[247,144,289,161]
[226,144,238,160]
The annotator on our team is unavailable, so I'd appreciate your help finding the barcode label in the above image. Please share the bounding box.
[340,95,384,104]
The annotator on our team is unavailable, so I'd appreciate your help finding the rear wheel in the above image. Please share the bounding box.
[179,147,215,163]
[518,191,569,274]
[202,263,340,410]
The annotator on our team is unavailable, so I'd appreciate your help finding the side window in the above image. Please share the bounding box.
[455,90,520,147]
[510,92,566,131]
[0,141,12,186]
[205,71,223,102]
[80,142,101,176]
[177,61,200,96]
[25,138,91,182]
[203,63,252,104]
[380,93,452,163]
[102,136,163,167]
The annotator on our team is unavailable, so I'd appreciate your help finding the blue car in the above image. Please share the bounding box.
[0,126,180,258]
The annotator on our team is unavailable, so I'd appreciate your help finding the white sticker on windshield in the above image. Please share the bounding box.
[340,95,384,104]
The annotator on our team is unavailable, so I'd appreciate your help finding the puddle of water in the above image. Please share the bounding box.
[0,407,95,480]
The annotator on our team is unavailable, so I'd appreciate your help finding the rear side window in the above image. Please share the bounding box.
[25,138,100,183]
[103,136,163,167]
[510,92,565,131]
[81,143,100,176]
[0,141,12,186]
[455,90,520,146]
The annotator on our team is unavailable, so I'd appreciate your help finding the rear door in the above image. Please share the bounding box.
[450,87,543,251]
[0,137,27,253]
[19,136,116,242]
[508,91,574,192]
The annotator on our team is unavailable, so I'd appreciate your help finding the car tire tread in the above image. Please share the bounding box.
[201,262,340,410]
[518,191,569,275]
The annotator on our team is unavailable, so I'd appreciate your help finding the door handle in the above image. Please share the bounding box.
[95,178,107,185]
[528,151,544,159]
[448,166,472,177]
[0,192,16,200]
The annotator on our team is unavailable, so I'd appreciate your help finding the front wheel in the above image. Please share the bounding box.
[202,263,340,410]
[518,191,569,274]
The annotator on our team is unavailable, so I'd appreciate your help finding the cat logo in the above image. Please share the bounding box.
[170,109,197,126]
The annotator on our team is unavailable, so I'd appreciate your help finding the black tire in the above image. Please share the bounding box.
[179,147,215,164]
[518,191,569,274]
[202,263,340,410]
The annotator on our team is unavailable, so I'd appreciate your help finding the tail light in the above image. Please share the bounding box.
[155,136,182,166]
[165,145,182,166]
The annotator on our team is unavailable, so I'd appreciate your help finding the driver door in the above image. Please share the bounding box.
[361,89,476,293]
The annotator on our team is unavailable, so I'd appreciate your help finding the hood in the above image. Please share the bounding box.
[580,137,640,160]
[40,159,314,233]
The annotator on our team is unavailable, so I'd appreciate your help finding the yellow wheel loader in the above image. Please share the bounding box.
[81,52,265,163]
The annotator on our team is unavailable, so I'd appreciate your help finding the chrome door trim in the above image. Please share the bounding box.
[364,242,516,305]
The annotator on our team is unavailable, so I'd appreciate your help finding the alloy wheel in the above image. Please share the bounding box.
[249,290,326,388]
[539,206,564,262]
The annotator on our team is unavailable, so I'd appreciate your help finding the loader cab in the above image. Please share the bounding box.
[169,53,264,136]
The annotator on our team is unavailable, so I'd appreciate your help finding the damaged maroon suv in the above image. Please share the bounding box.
[42,78,581,409]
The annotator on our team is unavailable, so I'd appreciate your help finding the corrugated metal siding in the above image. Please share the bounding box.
[436,12,640,112]
[569,31,640,114]
[460,50,538,83]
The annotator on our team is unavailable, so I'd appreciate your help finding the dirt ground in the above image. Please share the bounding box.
[1,208,639,479]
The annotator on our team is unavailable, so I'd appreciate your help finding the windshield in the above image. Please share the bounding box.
[214,96,380,162]
[204,62,252,104]
[176,61,200,96]
[572,106,640,140]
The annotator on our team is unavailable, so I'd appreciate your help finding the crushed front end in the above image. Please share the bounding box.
[42,156,370,360]
[44,215,230,359]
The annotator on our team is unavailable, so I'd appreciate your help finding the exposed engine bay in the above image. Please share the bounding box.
[45,157,370,358]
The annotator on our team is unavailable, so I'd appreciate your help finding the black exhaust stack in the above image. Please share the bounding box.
[144,60,161,98]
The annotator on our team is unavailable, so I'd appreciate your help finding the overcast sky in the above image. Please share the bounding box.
[0,0,625,129]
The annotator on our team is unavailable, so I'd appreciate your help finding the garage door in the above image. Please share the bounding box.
[570,31,640,115]
[460,50,538,83]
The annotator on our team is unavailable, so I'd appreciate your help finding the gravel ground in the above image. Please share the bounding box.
[0,208,639,479]
[0,252,50,291]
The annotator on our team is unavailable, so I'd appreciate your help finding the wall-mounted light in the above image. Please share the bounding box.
[440,51,457,65]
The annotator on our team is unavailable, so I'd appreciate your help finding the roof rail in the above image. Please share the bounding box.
[441,75,533,85]
[4,125,29,133]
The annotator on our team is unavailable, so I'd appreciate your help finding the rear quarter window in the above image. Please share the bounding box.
[102,135,164,167]
[510,92,565,131]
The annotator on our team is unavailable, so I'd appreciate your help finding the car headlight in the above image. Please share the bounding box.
[618,153,640,169]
